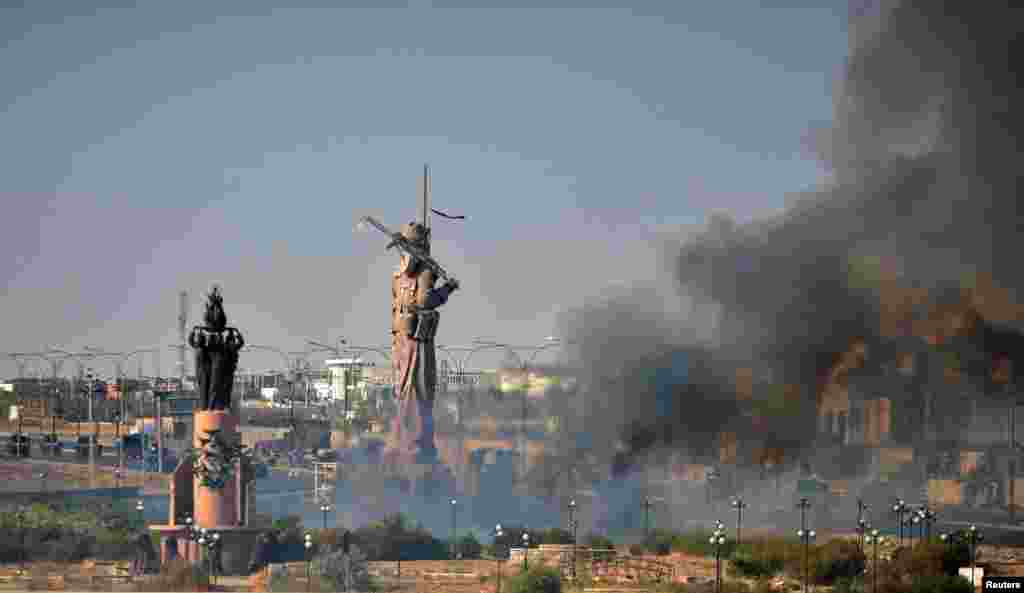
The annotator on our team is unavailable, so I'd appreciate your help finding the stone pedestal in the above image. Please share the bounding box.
[151,409,262,576]
[150,524,263,575]
[193,410,239,528]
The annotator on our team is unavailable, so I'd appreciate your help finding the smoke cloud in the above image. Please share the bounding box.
[559,0,1024,472]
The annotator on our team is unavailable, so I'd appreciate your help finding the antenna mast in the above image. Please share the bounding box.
[178,290,188,389]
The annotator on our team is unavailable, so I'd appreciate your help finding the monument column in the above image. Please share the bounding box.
[193,411,240,527]
[152,286,261,576]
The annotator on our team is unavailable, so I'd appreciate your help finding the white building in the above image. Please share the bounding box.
[325,358,374,406]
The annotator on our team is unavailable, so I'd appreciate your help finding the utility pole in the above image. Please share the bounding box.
[170,290,188,477]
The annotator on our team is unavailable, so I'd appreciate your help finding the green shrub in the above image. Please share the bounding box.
[582,533,613,550]
[505,565,562,593]
[730,550,784,578]
[907,575,973,593]
[812,539,866,585]
[644,529,675,555]
[882,541,959,585]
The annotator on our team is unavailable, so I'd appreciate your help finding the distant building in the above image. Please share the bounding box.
[326,358,375,408]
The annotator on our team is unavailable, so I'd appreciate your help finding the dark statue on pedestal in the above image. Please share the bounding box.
[189,286,245,411]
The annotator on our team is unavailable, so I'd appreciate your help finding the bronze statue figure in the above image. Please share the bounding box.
[390,222,459,460]
[189,286,245,411]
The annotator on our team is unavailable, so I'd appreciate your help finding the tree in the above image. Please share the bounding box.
[458,533,483,559]
[353,513,447,561]
[318,545,374,592]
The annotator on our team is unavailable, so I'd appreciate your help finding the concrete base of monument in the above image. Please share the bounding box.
[150,524,264,577]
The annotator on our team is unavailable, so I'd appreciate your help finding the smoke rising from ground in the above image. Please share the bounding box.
[559,0,1024,471]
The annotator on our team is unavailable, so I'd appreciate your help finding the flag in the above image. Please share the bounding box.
[430,208,465,220]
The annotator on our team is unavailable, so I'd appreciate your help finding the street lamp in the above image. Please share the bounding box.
[16,506,26,573]
[856,498,870,545]
[796,497,811,534]
[207,532,221,586]
[568,499,579,582]
[495,524,505,593]
[136,499,145,526]
[709,527,727,593]
[864,529,883,593]
[856,518,869,549]
[642,496,654,545]
[320,502,332,530]
[966,525,983,589]
[183,515,196,562]
[796,528,816,593]
[522,532,531,572]
[197,532,207,578]
[731,497,747,546]
[450,498,459,560]
[919,507,937,541]
[304,533,314,592]
[891,499,908,546]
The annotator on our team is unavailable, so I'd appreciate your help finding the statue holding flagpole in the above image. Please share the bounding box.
[359,165,461,463]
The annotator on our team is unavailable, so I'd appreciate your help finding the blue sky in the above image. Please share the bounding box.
[1,1,848,377]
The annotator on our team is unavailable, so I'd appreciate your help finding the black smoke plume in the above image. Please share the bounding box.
[560,0,1024,472]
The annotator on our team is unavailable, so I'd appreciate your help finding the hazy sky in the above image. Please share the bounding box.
[1,1,848,377]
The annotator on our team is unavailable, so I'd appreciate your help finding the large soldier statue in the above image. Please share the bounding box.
[391,222,459,460]
[360,167,461,463]
[189,286,245,411]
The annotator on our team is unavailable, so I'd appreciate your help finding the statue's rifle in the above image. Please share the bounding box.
[359,215,457,284]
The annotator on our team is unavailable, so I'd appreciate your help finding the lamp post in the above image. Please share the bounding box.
[864,529,883,593]
[495,524,505,593]
[856,498,870,545]
[568,499,579,583]
[911,512,922,544]
[304,533,314,592]
[709,526,726,593]
[966,524,983,589]
[797,528,816,593]
[856,518,869,549]
[320,502,332,530]
[197,532,207,580]
[16,506,26,573]
[919,507,936,541]
[642,496,653,545]
[207,532,220,586]
[891,499,907,546]
[136,499,145,527]
[522,532,531,572]
[36,472,48,497]
[450,498,459,560]
[184,515,195,562]
[731,497,747,546]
